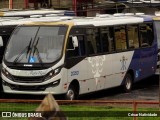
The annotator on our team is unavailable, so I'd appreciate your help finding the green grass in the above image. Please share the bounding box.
[0,103,159,120]
[0,103,39,111]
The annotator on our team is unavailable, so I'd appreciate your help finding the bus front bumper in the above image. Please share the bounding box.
[1,74,67,95]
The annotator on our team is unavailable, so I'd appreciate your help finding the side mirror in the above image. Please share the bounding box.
[67,36,78,51]
[72,36,78,48]
[0,36,3,47]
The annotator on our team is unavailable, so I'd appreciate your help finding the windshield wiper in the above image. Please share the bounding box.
[32,37,39,57]
[26,38,32,58]
[32,38,43,66]
[13,38,32,64]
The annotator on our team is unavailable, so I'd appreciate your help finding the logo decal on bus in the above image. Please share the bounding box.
[24,64,33,67]
[71,71,79,76]
[29,56,36,63]
[88,56,106,85]
[120,56,127,70]
[30,71,47,76]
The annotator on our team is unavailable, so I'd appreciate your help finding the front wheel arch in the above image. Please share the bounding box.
[65,80,80,100]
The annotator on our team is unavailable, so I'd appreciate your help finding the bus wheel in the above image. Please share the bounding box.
[123,73,133,92]
[65,85,78,100]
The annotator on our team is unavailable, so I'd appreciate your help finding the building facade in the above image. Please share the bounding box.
[0,0,127,16]
[0,0,73,10]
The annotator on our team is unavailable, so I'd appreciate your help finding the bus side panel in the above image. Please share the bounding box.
[66,51,135,95]
[140,46,157,78]
[112,51,134,87]
[126,49,142,82]
[87,52,133,91]
[127,46,157,82]
[139,22,157,78]
[101,54,113,89]
[87,54,112,91]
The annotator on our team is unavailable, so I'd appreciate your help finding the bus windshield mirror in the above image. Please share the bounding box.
[0,36,3,47]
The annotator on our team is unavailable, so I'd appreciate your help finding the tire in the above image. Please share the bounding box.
[123,73,133,93]
[65,84,78,100]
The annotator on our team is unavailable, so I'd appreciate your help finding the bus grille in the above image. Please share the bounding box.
[10,84,47,91]
[8,66,48,70]
[3,80,60,91]
[12,76,45,83]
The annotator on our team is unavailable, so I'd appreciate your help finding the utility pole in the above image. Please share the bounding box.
[9,0,13,10]
[73,0,77,16]
[24,0,28,9]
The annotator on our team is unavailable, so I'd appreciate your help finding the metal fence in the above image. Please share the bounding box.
[0,99,159,120]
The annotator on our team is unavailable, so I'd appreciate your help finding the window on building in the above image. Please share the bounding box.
[127,25,139,49]
[115,26,127,50]
[139,23,154,47]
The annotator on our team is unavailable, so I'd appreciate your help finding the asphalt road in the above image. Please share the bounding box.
[0,75,159,101]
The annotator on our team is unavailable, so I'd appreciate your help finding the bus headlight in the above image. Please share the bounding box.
[45,68,61,80]
[1,67,12,79]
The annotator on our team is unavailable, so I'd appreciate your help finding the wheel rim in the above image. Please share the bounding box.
[125,77,131,90]
[66,89,74,100]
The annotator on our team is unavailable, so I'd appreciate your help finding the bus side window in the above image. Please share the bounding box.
[86,28,100,55]
[127,25,139,49]
[101,27,109,52]
[66,35,85,58]
[115,26,127,51]
[101,27,114,52]
[139,23,154,47]
[94,28,102,54]
[77,36,86,56]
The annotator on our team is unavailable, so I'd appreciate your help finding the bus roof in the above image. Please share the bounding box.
[153,16,160,21]
[26,15,147,27]
[0,16,74,26]
[0,13,154,27]
[135,15,154,22]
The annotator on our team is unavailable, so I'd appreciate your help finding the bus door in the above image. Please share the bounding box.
[139,23,156,77]
[66,28,88,94]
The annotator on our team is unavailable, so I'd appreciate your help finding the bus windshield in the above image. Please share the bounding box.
[5,26,67,64]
